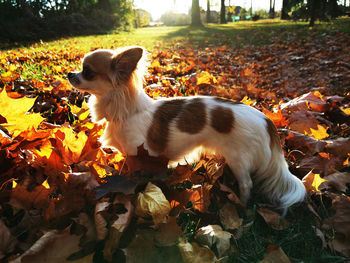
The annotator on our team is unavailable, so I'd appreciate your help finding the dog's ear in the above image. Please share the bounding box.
[111,47,143,80]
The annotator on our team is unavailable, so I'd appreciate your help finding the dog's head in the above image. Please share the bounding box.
[68,46,145,96]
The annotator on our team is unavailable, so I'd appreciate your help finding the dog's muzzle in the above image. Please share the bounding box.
[67,72,81,86]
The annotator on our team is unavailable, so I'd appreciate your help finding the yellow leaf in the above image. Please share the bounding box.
[302,171,327,192]
[340,107,350,115]
[42,179,50,189]
[34,139,53,159]
[70,100,90,121]
[9,64,16,72]
[312,173,327,191]
[79,110,90,121]
[70,104,81,114]
[1,71,11,78]
[53,65,62,73]
[12,180,17,189]
[241,96,255,106]
[0,89,45,136]
[196,71,217,86]
[81,122,95,130]
[54,127,88,164]
[306,125,329,140]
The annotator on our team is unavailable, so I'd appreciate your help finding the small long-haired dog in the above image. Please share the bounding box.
[68,46,306,211]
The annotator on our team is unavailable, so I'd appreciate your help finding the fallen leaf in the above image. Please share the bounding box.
[257,208,290,230]
[178,238,217,263]
[94,200,110,240]
[0,219,17,259]
[306,125,329,140]
[154,216,183,247]
[326,195,350,257]
[258,245,291,263]
[10,228,82,263]
[318,172,350,193]
[94,174,137,199]
[219,203,243,230]
[0,89,45,136]
[281,91,328,112]
[135,182,171,225]
[263,107,289,128]
[196,71,217,86]
[196,225,233,257]
[104,194,134,261]
[127,144,169,175]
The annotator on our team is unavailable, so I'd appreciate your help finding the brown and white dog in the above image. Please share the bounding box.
[68,46,306,212]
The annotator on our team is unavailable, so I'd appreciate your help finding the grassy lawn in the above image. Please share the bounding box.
[2,18,350,51]
[1,18,349,262]
[2,18,349,82]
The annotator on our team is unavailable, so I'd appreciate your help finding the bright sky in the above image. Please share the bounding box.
[134,0,282,20]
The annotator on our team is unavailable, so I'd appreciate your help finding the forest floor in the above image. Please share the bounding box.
[0,18,349,262]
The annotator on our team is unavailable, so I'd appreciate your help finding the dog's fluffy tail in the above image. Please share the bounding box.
[256,142,306,211]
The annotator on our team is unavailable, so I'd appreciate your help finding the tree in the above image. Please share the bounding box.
[220,0,226,24]
[269,0,276,18]
[239,7,248,20]
[281,0,290,19]
[134,9,151,28]
[206,0,211,23]
[191,0,202,26]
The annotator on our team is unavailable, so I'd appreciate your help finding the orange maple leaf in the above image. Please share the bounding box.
[263,107,290,128]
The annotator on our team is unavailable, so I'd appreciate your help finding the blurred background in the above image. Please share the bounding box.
[0,0,348,43]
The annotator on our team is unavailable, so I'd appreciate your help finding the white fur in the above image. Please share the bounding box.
[69,47,306,211]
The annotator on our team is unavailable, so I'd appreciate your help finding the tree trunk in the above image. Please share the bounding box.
[329,0,339,18]
[308,0,316,27]
[206,0,211,23]
[269,0,275,18]
[220,0,226,24]
[191,0,202,26]
[281,0,289,19]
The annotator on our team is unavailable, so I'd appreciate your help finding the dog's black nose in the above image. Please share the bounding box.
[67,72,74,79]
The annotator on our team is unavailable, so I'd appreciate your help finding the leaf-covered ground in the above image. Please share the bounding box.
[0,20,350,263]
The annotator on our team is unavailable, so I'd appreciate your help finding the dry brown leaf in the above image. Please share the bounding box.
[94,200,110,240]
[135,182,171,225]
[325,137,350,157]
[126,144,169,175]
[319,172,350,193]
[257,208,290,230]
[196,225,233,258]
[326,195,350,257]
[9,184,51,211]
[219,203,243,230]
[123,229,158,263]
[258,245,291,263]
[10,228,82,263]
[154,216,183,247]
[0,219,17,259]
[281,91,328,113]
[287,110,320,134]
[178,238,217,263]
[104,194,134,261]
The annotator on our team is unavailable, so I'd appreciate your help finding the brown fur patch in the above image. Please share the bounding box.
[214,97,242,105]
[265,118,282,151]
[210,106,234,133]
[147,99,185,153]
[83,50,114,75]
[176,98,206,134]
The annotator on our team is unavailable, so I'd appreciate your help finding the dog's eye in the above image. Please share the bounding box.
[82,66,95,80]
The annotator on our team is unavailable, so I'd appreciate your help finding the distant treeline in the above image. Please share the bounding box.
[0,0,134,43]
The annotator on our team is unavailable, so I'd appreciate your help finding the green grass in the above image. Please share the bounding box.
[2,17,350,52]
[2,18,349,81]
